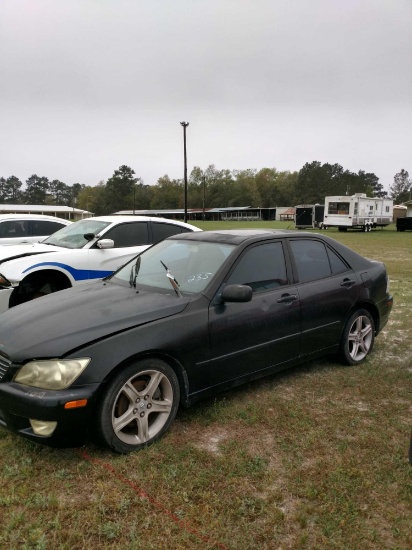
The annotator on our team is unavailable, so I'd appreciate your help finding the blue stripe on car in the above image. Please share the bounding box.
[22,262,113,281]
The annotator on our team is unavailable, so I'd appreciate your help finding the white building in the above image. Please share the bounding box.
[0,204,93,220]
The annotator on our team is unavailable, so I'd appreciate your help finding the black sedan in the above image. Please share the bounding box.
[0,230,393,453]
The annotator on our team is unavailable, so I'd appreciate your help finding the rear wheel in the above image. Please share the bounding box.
[339,309,375,365]
[95,358,180,453]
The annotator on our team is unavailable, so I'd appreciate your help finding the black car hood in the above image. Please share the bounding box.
[0,281,191,361]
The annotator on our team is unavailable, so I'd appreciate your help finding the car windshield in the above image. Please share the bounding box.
[112,238,235,294]
[43,220,111,249]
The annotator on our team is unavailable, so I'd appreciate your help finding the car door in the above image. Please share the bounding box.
[0,220,29,244]
[86,222,152,279]
[151,221,194,244]
[208,240,301,387]
[287,238,359,356]
[29,219,68,243]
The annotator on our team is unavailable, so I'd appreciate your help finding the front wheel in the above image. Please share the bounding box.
[338,309,375,365]
[9,272,71,307]
[95,359,180,453]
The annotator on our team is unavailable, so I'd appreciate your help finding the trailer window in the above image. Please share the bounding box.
[328,202,349,215]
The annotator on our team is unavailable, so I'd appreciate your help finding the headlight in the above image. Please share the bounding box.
[14,358,91,390]
[0,274,12,287]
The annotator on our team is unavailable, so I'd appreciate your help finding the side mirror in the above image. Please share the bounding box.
[221,284,252,303]
[83,233,95,242]
[97,239,114,249]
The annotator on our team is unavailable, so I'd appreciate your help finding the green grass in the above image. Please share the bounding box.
[0,222,411,549]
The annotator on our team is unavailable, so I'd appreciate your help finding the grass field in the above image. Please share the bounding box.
[0,222,411,549]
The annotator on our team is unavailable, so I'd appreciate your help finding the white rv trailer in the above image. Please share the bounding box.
[323,193,393,232]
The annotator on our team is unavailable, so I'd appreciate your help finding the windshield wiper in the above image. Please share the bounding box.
[160,260,182,297]
[129,255,141,288]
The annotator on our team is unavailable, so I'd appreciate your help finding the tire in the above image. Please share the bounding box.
[95,358,180,453]
[338,309,375,365]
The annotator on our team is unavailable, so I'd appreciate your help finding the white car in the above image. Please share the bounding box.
[0,215,201,312]
[0,214,71,244]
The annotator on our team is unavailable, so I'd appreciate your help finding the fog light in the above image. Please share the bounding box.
[29,419,57,437]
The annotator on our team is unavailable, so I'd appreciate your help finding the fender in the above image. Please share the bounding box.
[22,261,113,282]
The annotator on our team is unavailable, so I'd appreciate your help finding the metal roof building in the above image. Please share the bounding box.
[114,206,278,221]
[0,204,93,220]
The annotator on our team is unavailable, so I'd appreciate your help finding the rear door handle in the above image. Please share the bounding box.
[340,278,356,288]
[277,293,298,304]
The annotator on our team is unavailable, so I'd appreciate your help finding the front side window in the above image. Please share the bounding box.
[103,223,149,248]
[226,242,288,292]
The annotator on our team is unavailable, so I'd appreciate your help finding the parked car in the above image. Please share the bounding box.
[0,214,70,244]
[0,229,393,453]
[0,215,200,312]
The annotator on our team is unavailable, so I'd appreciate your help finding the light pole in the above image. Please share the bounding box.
[180,121,189,223]
[202,174,206,221]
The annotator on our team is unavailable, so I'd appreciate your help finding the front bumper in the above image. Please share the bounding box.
[0,381,101,447]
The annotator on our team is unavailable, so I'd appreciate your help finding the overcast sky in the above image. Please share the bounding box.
[1,0,411,193]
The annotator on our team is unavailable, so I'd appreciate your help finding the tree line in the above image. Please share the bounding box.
[1,163,410,216]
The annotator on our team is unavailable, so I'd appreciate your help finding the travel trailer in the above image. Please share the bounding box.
[323,194,393,232]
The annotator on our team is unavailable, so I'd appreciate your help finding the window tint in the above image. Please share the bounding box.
[326,246,349,275]
[31,220,66,237]
[0,220,28,238]
[103,223,149,248]
[227,242,288,292]
[290,240,331,283]
[152,222,191,244]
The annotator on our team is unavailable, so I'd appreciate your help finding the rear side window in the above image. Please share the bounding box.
[103,223,149,248]
[326,246,349,275]
[0,220,28,238]
[31,220,66,237]
[227,242,288,292]
[290,240,331,283]
[152,222,192,244]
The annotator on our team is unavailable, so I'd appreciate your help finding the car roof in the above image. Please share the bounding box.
[82,215,201,230]
[170,228,304,244]
[168,228,374,269]
[0,213,70,222]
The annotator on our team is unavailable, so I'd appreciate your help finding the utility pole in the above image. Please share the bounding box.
[180,122,189,223]
[202,174,206,221]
